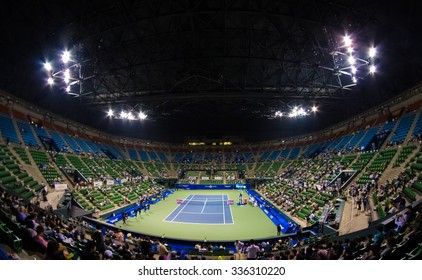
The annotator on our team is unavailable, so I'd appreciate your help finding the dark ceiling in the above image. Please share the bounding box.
[1,0,421,143]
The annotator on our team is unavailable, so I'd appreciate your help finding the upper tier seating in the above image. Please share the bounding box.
[16,121,39,147]
[390,112,415,145]
[0,114,19,144]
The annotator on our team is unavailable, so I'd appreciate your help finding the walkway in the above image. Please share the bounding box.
[338,197,371,235]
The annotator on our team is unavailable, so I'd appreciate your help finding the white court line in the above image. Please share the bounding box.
[228,196,235,224]
[164,194,235,224]
[222,194,226,224]
[180,212,224,215]
[164,220,234,225]
[167,194,195,222]
[200,199,207,214]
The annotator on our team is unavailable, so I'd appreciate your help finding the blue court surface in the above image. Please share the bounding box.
[164,194,234,224]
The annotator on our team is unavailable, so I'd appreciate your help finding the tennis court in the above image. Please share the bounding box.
[164,194,233,224]
[112,190,278,241]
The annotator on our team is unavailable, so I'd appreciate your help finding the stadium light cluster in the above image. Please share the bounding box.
[42,47,95,96]
[271,33,377,120]
[43,49,83,96]
[106,108,148,121]
[274,105,318,119]
[321,33,379,89]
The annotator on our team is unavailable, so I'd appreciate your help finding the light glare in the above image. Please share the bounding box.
[47,77,54,85]
[369,65,376,74]
[62,50,70,63]
[139,111,147,120]
[107,109,113,117]
[369,47,376,58]
[44,62,52,71]
[275,106,317,118]
[344,35,352,47]
[288,107,308,118]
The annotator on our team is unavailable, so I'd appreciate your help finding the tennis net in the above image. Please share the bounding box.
[178,199,231,206]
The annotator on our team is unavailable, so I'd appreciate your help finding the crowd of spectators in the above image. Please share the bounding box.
[2,139,422,260]
[257,152,344,222]
[1,175,421,260]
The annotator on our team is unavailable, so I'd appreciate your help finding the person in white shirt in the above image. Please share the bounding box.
[234,240,244,259]
[245,239,260,260]
[394,213,406,232]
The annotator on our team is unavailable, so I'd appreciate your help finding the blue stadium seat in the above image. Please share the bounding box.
[16,121,39,147]
[0,114,20,144]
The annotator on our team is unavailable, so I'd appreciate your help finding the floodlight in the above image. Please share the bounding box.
[139,111,147,120]
[369,65,376,74]
[106,106,148,120]
[44,62,52,71]
[274,105,316,119]
[62,50,70,63]
[344,35,352,47]
[47,77,54,86]
[319,32,380,90]
[42,46,91,95]
[369,47,376,58]
[288,107,306,118]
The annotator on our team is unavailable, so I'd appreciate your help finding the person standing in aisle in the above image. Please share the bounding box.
[277,224,282,236]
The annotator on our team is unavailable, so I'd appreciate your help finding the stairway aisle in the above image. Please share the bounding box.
[404,110,420,143]
[338,197,371,235]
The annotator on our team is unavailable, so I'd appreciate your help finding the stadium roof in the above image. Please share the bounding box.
[1,0,421,143]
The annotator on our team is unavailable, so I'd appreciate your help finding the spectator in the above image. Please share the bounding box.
[394,213,406,233]
[245,240,260,260]
[92,224,105,254]
[44,240,66,260]
[103,250,113,260]
[34,225,48,249]
[79,240,100,260]
[373,226,385,245]
[234,240,244,256]
[156,240,169,257]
